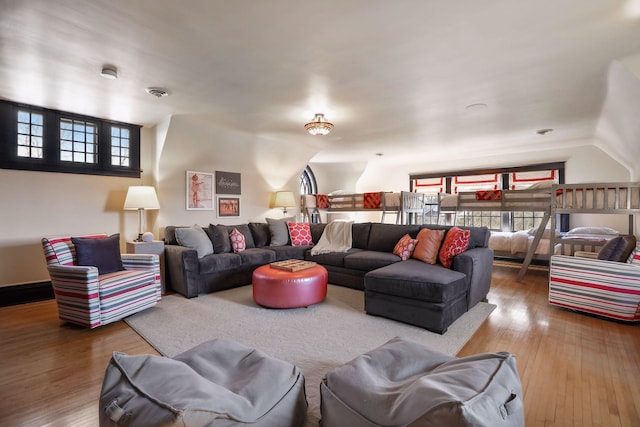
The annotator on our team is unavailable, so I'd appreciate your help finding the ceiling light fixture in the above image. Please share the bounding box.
[100,65,118,80]
[304,113,334,136]
[145,87,170,98]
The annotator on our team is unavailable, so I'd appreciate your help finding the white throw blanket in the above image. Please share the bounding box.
[311,221,353,255]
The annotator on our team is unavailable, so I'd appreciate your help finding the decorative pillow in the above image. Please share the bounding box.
[71,233,124,275]
[287,222,313,246]
[439,227,471,268]
[597,235,637,262]
[207,224,232,253]
[229,228,246,253]
[412,228,445,264]
[266,217,294,246]
[175,226,214,258]
[393,234,418,261]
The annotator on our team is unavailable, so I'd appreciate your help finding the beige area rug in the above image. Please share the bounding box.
[125,284,496,426]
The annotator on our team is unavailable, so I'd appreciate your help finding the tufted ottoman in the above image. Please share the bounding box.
[320,337,524,427]
[252,263,328,308]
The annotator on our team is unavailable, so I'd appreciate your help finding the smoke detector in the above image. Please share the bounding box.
[145,87,170,98]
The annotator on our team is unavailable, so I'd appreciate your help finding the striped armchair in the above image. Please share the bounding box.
[549,249,640,321]
[42,234,161,328]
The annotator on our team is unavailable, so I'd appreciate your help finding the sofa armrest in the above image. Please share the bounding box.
[164,245,200,298]
[453,247,494,309]
[47,264,102,327]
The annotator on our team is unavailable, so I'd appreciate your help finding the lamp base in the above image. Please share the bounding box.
[134,233,144,242]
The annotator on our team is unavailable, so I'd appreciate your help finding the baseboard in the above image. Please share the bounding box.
[0,281,54,307]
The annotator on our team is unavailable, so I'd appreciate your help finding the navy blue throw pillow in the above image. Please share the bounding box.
[71,234,124,275]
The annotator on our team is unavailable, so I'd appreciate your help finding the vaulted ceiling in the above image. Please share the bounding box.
[2,0,640,174]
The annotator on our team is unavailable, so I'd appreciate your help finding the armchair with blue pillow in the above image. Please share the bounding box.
[41,233,161,328]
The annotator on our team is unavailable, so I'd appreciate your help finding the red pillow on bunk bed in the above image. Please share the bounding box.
[315,194,330,209]
[439,227,471,268]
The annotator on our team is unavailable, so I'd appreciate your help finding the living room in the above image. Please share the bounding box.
[1,1,640,426]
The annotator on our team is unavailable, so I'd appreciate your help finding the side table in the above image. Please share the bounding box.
[126,240,166,294]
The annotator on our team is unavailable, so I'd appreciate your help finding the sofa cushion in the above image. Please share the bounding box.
[393,234,418,261]
[597,235,637,262]
[413,228,445,264]
[309,223,327,244]
[266,217,294,246]
[238,248,276,266]
[175,226,214,258]
[439,227,471,268]
[230,228,246,253]
[266,245,313,261]
[344,250,401,271]
[218,224,256,249]
[367,224,420,253]
[352,222,372,250]
[306,248,365,267]
[287,222,313,246]
[71,234,124,275]
[420,225,489,249]
[365,259,467,303]
[249,222,271,247]
[207,224,232,254]
[198,253,242,275]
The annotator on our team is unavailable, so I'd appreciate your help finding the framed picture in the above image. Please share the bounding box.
[186,171,214,210]
[217,196,240,217]
[215,171,241,194]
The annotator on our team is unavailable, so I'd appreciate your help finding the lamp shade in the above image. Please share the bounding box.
[124,186,160,210]
[272,191,296,208]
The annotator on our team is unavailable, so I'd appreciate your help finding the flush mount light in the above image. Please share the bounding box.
[304,113,334,135]
[145,87,170,98]
[536,128,553,135]
[100,65,118,80]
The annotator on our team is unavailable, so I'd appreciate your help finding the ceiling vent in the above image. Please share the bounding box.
[145,87,169,98]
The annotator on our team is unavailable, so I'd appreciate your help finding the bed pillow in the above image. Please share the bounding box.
[266,217,294,246]
[439,227,471,268]
[287,222,313,246]
[393,234,418,261]
[71,234,124,275]
[566,227,619,236]
[412,228,445,264]
[597,235,636,262]
[229,228,246,253]
[175,226,214,258]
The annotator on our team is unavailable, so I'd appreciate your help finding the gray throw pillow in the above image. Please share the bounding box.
[175,226,214,258]
[266,217,294,246]
[597,235,637,262]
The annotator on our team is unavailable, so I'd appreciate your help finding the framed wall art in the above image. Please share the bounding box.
[186,171,214,210]
[217,196,240,217]
[215,171,241,195]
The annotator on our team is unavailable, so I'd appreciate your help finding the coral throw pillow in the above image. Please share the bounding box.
[439,227,471,268]
[229,228,246,253]
[393,234,418,261]
[287,222,313,246]
[412,228,445,264]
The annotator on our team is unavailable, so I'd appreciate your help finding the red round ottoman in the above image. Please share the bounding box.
[252,264,328,308]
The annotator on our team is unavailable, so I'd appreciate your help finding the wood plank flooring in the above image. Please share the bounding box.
[1,264,638,426]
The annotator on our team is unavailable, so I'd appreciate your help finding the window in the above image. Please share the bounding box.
[17,110,44,159]
[300,165,317,195]
[59,118,98,163]
[0,100,141,178]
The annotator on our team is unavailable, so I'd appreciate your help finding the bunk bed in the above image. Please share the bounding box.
[437,182,640,281]
[437,184,554,281]
[301,191,425,224]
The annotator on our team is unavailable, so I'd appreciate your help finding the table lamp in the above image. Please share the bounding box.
[124,186,160,241]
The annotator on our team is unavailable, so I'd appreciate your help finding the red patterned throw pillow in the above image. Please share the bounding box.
[439,227,471,268]
[287,222,313,246]
[229,228,246,253]
[393,233,418,261]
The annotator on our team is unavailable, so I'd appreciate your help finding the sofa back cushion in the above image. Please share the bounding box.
[249,222,271,247]
[352,222,372,250]
[207,225,232,253]
[367,224,421,253]
[309,223,327,244]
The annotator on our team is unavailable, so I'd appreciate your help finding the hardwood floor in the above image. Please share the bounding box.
[1,264,638,426]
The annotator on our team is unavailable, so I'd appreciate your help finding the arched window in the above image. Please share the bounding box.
[300,165,317,195]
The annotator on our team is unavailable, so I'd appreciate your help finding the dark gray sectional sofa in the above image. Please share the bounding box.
[164,222,493,333]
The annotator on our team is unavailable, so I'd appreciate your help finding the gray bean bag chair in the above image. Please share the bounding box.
[99,338,307,426]
[320,336,524,427]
